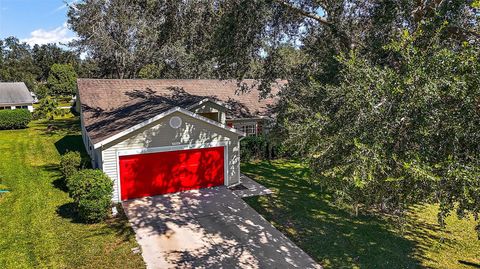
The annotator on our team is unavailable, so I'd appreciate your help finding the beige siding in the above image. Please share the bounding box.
[101,111,241,201]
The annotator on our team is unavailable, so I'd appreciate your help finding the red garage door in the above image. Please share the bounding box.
[119,147,225,200]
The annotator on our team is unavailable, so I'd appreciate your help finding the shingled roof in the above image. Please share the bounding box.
[0,82,34,105]
[77,79,286,144]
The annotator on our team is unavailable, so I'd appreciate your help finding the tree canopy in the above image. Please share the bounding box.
[65,0,480,236]
[0,37,83,98]
[47,64,78,96]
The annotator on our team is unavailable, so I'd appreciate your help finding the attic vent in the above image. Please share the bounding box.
[169,116,182,129]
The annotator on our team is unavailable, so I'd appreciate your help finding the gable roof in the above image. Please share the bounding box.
[93,106,245,149]
[77,79,286,145]
[0,82,34,105]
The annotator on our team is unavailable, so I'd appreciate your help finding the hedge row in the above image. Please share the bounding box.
[0,109,32,129]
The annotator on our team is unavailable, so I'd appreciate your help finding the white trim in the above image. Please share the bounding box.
[93,107,245,149]
[238,136,246,185]
[227,117,268,122]
[115,141,230,202]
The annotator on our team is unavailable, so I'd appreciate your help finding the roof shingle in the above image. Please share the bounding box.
[0,82,34,105]
[77,79,286,144]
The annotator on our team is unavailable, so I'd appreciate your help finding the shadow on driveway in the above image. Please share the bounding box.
[122,187,321,269]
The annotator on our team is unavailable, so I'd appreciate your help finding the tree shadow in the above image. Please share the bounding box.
[35,117,81,135]
[241,160,427,269]
[80,80,281,145]
[459,260,480,268]
[122,187,321,268]
[103,204,138,242]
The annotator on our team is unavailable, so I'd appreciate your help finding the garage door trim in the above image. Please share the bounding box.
[115,141,230,201]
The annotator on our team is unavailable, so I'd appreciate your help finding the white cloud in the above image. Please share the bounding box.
[22,23,76,46]
[51,1,78,14]
[53,4,68,13]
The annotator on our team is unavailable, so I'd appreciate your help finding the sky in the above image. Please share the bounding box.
[0,0,77,46]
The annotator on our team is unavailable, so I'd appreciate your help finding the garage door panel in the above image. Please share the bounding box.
[119,147,224,200]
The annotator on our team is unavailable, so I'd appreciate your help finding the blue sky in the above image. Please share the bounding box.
[0,0,76,45]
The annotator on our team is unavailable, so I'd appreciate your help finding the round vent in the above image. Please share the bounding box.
[169,116,182,129]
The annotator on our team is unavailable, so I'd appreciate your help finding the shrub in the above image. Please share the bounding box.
[67,169,113,222]
[0,109,32,129]
[33,96,58,120]
[60,151,82,179]
[240,135,284,161]
[241,135,266,161]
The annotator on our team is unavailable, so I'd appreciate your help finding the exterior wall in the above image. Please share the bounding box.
[92,148,102,169]
[79,98,100,168]
[101,111,241,201]
[227,118,269,136]
[0,103,33,112]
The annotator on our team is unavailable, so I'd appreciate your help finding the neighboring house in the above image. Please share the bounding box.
[76,79,285,201]
[0,82,34,112]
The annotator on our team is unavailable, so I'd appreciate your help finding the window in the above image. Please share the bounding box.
[198,112,219,122]
[235,123,257,136]
[15,106,22,109]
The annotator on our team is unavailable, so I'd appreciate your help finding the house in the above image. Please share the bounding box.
[76,79,285,201]
[0,82,34,112]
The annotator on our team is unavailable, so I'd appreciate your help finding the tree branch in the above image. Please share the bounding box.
[273,0,331,26]
[273,0,361,50]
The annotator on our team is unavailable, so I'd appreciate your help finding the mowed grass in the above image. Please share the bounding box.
[242,160,480,269]
[0,118,145,269]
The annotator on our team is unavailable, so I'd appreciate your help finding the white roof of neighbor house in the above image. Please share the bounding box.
[0,82,34,105]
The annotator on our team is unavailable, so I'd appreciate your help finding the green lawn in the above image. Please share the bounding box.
[0,118,145,269]
[242,160,480,269]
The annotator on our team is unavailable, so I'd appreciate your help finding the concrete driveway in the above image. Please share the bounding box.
[122,186,321,269]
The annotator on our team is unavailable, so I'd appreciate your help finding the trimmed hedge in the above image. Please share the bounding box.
[0,109,32,129]
[67,169,113,223]
[60,151,82,179]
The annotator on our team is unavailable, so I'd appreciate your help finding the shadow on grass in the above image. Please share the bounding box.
[35,117,91,165]
[459,260,480,268]
[54,135,85,155]
[56,202,84,224]
[57,202,137,243]
[241,160,425,269]
[54,135,91,168]
[104,204,138,242]
[39,163,69,193]
[34,117,81,135]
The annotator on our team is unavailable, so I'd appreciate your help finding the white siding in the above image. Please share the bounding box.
[101,111,241,201]
[80,104,101,168]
